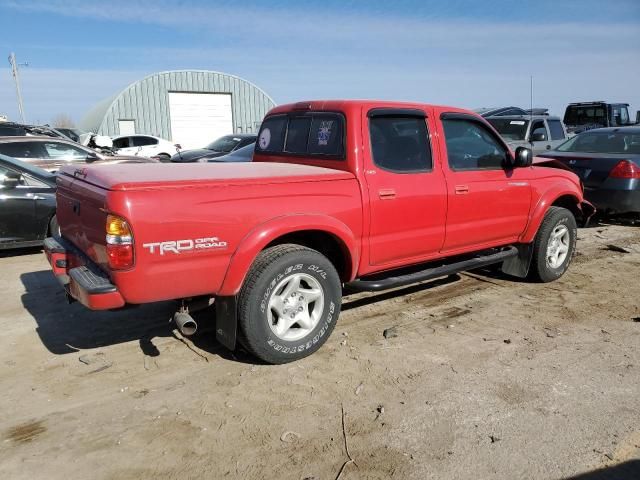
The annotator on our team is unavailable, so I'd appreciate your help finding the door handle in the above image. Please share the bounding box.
[378,188,396,199]
[454,185,469,194]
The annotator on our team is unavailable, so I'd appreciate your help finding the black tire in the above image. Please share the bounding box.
[48,214,60,238]
[237,244,342,364]
[157,153,171,162]
[529,207,577,282]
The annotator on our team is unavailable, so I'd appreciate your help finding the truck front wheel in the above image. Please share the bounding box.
[529,206,577,282]
[237,244,342,364]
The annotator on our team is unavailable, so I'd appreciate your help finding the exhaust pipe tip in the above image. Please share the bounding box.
[174,311,197,336]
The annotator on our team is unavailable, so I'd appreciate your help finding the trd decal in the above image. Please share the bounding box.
[143,236,228,255]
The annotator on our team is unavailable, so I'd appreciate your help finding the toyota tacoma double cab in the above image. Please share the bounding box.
[44,100,594,364]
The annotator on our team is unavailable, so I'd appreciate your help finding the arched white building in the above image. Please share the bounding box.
[80,70,276,147]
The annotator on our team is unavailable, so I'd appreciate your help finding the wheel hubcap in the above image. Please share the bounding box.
[546,224,570,269]
[267,273,324,342]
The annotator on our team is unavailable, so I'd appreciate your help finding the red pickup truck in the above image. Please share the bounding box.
[45,100,593,364]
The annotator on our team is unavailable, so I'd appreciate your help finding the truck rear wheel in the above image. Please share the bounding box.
[529,206,577,282]
[237,244,342,364]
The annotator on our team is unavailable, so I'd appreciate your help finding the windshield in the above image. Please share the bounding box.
[227,142,255,158]
[56,128,84,143]
[206,136,242,153]
[564,105,606,126]
[487,119,529,141]
[556,131,640,154]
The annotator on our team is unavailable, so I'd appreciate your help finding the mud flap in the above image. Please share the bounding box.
[501,243,533,278]
[215,296,237,350]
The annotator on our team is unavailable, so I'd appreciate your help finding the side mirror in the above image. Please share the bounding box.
[86,151,100,162]
[514,146,533,168]
[530,130,547,142]
[174,144,182,151]
[2,171,21,189]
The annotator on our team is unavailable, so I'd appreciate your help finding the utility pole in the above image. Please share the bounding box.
[8,52,28,123]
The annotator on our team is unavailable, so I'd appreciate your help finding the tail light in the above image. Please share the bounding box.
[609,160,640,179]
[106,214,134,270]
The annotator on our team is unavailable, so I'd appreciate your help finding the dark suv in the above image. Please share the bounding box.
[563,102,638,134]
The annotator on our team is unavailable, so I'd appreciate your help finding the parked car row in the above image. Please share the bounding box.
[0,136,157,172]
[0,119,257,165]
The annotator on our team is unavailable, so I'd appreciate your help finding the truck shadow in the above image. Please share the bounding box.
[19,269,250,363]
[0,246,43,258]
[20,270,470,363]
[561,460,640,480]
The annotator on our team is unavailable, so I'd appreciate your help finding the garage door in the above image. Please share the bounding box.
[168,92,233,149]
[118,120,136,135]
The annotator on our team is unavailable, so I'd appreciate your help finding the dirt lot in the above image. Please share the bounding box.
[1,222,639,480]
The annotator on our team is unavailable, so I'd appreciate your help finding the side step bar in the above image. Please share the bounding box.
[347,247,518,292]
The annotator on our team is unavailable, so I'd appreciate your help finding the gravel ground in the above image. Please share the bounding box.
[0,222,639,480]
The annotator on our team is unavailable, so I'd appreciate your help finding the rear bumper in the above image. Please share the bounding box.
[585,188,640,214]
[44,237,125,310]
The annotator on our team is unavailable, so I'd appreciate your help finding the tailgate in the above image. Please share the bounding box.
[56,173,109,270]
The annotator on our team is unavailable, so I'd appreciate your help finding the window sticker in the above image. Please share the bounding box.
[259,128,271,150]
[317,120,333,146]
[510,121,526,125]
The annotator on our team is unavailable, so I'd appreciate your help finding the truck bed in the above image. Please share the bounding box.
[59,162,354,191]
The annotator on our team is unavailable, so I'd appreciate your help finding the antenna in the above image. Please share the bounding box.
[529,75,533,146]
[8,52,28,123]
[530,75,533,114]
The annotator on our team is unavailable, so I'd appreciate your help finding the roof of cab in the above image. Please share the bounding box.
[267,100,474,116]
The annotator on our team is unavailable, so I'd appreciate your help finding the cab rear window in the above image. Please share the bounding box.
[256,113,344,159]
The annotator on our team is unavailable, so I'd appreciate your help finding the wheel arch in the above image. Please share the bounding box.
[218,215,359,296]
[521,189,584,243]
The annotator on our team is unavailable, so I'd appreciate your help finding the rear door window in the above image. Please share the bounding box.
[547,120,565,140]
[0,142,48,159]
[132,136,157,147]
[369,116,432,173]
[112,137,130,149]
[257,113,344,158]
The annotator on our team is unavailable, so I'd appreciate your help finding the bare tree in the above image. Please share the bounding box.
[51,114,76,128]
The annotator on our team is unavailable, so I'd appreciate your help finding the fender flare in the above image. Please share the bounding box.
[218,214,360,297]
[520,186,583,244]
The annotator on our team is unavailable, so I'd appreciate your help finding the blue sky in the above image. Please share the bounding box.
[0,0,639,126]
